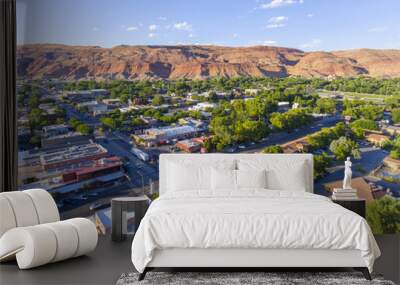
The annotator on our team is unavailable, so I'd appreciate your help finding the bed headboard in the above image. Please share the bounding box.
[159,153,314,196]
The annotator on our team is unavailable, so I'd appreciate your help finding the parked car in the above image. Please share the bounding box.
[89,201,110,211]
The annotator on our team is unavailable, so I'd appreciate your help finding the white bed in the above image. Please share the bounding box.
[131,154,380,280]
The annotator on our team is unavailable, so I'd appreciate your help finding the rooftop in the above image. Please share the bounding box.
[42,124,70,132]
[41,143,107,165]
[147,125,198,137]
[324,177,383,203]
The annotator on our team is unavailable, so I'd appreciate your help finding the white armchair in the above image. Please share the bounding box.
[0,189,98,269]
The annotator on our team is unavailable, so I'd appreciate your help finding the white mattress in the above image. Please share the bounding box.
[131,190,380,273]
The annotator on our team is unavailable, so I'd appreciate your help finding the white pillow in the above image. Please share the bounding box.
[266,161,307,191]
[167,162,209,191]
[211,168,236,191]
[167,160,236,192]
[238,159,308,192]
[236,169,267,189]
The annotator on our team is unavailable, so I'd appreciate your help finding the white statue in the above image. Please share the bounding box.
[343,157,352,189]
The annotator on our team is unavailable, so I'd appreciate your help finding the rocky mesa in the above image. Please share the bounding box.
[16,44,400,80]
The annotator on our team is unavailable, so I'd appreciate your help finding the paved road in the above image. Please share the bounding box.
[240,115,341,153]
[98,133,158,185]
[59,100,158,184]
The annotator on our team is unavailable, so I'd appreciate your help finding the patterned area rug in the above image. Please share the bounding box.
[116,272,396,285]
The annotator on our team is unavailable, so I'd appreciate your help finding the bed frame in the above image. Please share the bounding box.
[139,248,371,280]
[139,154,372,281]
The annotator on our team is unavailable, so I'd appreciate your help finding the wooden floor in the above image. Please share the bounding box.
[0,235,398,285]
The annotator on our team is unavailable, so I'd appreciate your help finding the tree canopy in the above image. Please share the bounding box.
[329,136,361,161]
[366,196,400,234]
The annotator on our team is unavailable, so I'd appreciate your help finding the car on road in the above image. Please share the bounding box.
[224,146,238,153]
[89,201,110,211]
[238,144,246,150]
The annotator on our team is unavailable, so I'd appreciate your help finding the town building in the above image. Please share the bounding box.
[277,101,290,112]
[175,139,202,153]
[134,125,200,147]
[102,98,123,109]
[189,102,216,111]
[178,117,206,129]
[382,125,400,136]
[63,89,109,102]
[244,89,260,95]
[41,131,92,148]
[77,101,108,115]
[280,136,309,153]
[19,156,127,195]
[383,156,400,171]
[61,156,123,183]
[366,133,390,147]
[40,143,108,170]
[42,124,71,137]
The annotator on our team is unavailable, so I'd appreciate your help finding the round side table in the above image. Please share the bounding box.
[111,196,150,242]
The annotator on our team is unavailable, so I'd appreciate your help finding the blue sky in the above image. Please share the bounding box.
[17,0,400,51]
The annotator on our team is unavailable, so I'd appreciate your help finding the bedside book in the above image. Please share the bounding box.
[332,188,358,200]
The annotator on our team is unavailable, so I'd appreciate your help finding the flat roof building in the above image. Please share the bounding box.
[175,139,202,153]
[134,125,200,147]
[40,143,108,170]
[41,131,92,148]
[189,102,216,111]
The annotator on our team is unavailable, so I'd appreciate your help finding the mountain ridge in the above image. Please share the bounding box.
[17,44,400,80]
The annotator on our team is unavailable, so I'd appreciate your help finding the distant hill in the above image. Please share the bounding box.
[16,44,400,80]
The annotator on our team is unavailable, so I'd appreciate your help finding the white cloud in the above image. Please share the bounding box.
[188,33,195,38]
[173,21,193,31]
[266,16,288,28]
[233,33,239,38]
[148,33,156,38]
[260,0,303,9]
[301,38,322,49]
[263,40,277,45]
[126,26,138,31]
[92,27,100,32]
[158,16,167,21]
[368,26,387,33]
[307,13,313,18]
[149,24,158,31]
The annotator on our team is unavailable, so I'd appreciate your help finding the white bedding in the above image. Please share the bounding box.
[131,190,380,273]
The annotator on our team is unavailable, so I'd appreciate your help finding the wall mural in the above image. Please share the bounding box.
[16,0,399,234]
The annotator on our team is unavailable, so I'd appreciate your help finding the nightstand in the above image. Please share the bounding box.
[332,198,366,218]
[111,196,150,242]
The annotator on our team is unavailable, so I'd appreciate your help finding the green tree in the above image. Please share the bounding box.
[366,196,400,234]
[29,135,41,147]
[313,152,332,178]
[307,122,345,150]
[329,136,361,161]
[28,94,40,109]
[262,145,283,153]
[76,124,91,134]
[152,95,164,106]
[69,118,81,129]
[349,119,378,139]
[390,148,400,159]
[314,98,336,114]
[392,109,400,123]
[100,117,118,129]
